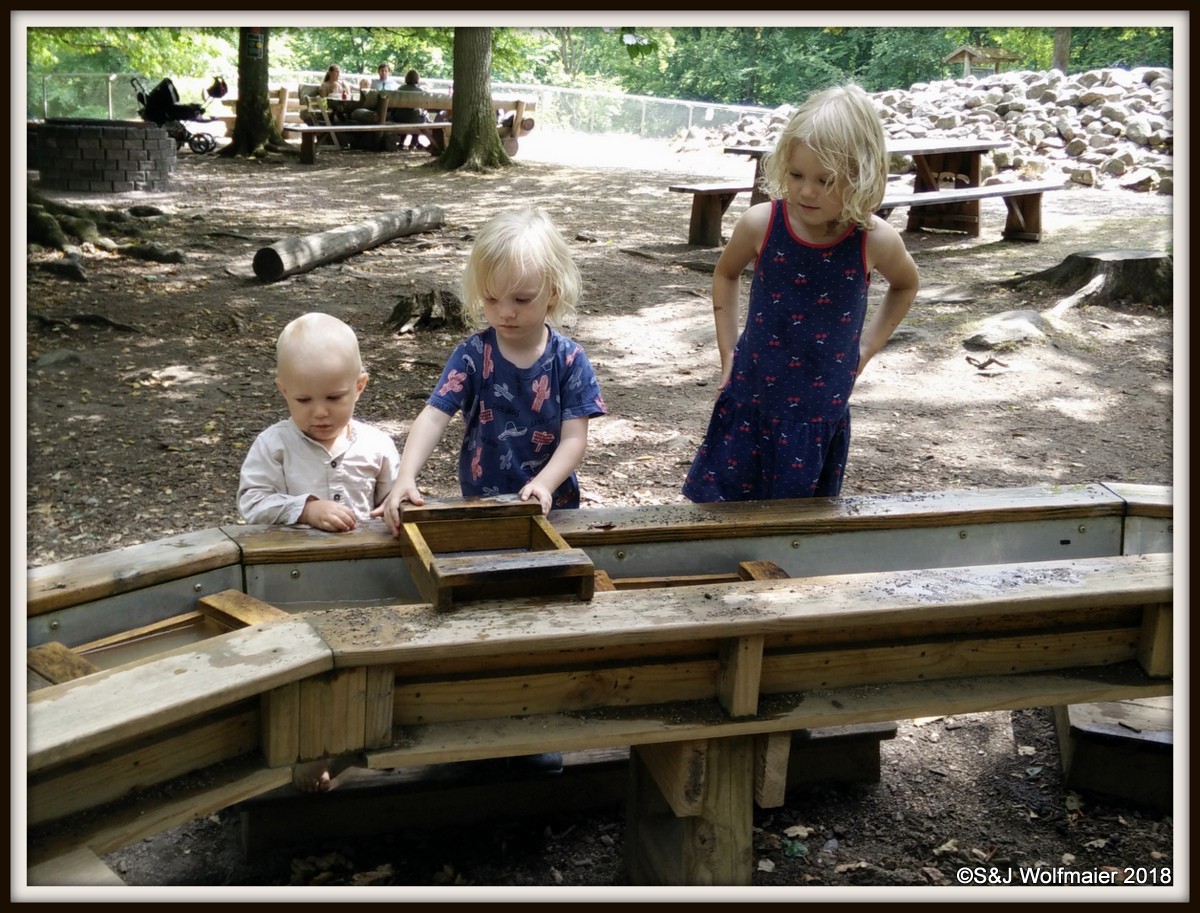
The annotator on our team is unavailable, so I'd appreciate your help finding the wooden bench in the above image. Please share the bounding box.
[25,484,1173,886]
[284,121,453,165]
[877,178,1067,241]
[669,182,755,246]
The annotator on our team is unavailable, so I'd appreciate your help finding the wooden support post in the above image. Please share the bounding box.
[754,732,792,808]
[1137,603,1172,676]
[261,681,300,767]
[298,666,369,761]
[363,665,395,750]
[626,737,755,885]
[716,635,764,718]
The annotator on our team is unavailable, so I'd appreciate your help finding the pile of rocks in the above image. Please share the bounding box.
[689,67,1173,195]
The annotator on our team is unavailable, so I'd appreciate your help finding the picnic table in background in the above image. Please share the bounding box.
[720,138,1063,242]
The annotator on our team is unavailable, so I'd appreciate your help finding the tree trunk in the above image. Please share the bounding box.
[1003,248,1173,314]
[252,206,445,282]
[220,27,290,159]
[1052,27,1072,74]
[435,26,511,172]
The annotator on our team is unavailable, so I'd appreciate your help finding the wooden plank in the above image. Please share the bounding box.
[1102,482,1173,519]
[27,641,100,685]
[225,522,404,566]
[383,623,1145,727]
[27,847,126,887]
[305,553,1171,667]
[366,662,1169,769]
[27,527,240,616]
[28,618,333,773]
[27,759,292,865]
[198,589,292,629]
[398,494,541,523]
[29,704,259,827]
[880,179,1066,208]
[737,560,790,581]
[551,483,1131,547]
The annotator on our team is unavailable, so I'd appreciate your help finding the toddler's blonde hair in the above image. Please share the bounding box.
[461,208,581,327]
[276,312,364,377]
[760,83,888,229]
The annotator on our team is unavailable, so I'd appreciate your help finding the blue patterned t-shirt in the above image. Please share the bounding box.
[427,326,607,509]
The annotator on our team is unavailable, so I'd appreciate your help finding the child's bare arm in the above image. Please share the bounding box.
[373,405,453,536]
[711,203,770,387]
[859,218,919,373]
[520,416,590,515]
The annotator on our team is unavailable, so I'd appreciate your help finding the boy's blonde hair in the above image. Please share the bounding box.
[276,312,364,377]
[460,208,582,327]
[760,83,888,229]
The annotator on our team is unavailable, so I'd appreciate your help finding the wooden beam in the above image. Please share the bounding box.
[716,635,764,718]
[198,589,292,629]
[27,641,100,686]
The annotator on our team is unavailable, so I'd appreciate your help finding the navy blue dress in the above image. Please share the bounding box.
[683,201,871,502]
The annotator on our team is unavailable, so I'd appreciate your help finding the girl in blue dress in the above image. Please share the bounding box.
[683,83,919,503]
[377,207,606,528]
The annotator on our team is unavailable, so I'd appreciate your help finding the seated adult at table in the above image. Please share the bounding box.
[370,62,401,91]
[390,68,430,149]
[318,65,350,99]
[314,65,353,127]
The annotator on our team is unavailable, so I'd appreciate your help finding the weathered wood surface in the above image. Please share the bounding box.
[27,618,332,772]
[251,206,445,282]
[26,526,240,616]
[307,552,1170,666]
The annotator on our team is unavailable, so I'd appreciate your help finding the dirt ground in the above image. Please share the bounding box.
[22,129,1177,897]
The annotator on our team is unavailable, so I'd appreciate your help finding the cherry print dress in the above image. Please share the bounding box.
[683,199,870,502]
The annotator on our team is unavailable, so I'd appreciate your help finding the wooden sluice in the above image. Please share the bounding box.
[24,483,1174,886]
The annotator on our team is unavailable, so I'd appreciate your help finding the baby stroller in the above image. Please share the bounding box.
[132,75,227,154]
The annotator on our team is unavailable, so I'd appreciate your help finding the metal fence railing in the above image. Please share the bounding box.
[30,72,771,141]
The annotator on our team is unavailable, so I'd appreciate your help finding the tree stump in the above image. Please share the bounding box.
[1002,249,1173,314]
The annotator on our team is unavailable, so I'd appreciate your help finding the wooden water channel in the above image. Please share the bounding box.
[25,483,1173,886]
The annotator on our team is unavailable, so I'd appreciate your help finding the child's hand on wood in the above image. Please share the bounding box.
[299,498,358,532]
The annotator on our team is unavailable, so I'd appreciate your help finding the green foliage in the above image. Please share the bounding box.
[1070,27,1173,69]
[27,26,237,78]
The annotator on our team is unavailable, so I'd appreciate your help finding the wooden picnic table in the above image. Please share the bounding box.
[726,136,1009,202]
[722,137,1056,240]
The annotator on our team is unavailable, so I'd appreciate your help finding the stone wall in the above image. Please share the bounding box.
[696,67,1173,195]
[36,119,178,193]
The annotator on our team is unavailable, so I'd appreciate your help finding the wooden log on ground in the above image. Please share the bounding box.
[251,206,445,282]
[1000,248,1172,313]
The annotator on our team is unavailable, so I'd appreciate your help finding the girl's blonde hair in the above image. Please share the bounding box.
[760,83,888,229]
[461,208,581,327]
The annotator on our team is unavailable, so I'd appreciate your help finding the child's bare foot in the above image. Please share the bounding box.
[293,759,334,793]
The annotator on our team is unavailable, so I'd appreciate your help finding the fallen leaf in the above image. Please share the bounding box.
[757,859,775,873]
[834,861,869,873]
[933,838,958,856]
[1017,744,1037,756]
[784,824,814,838]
